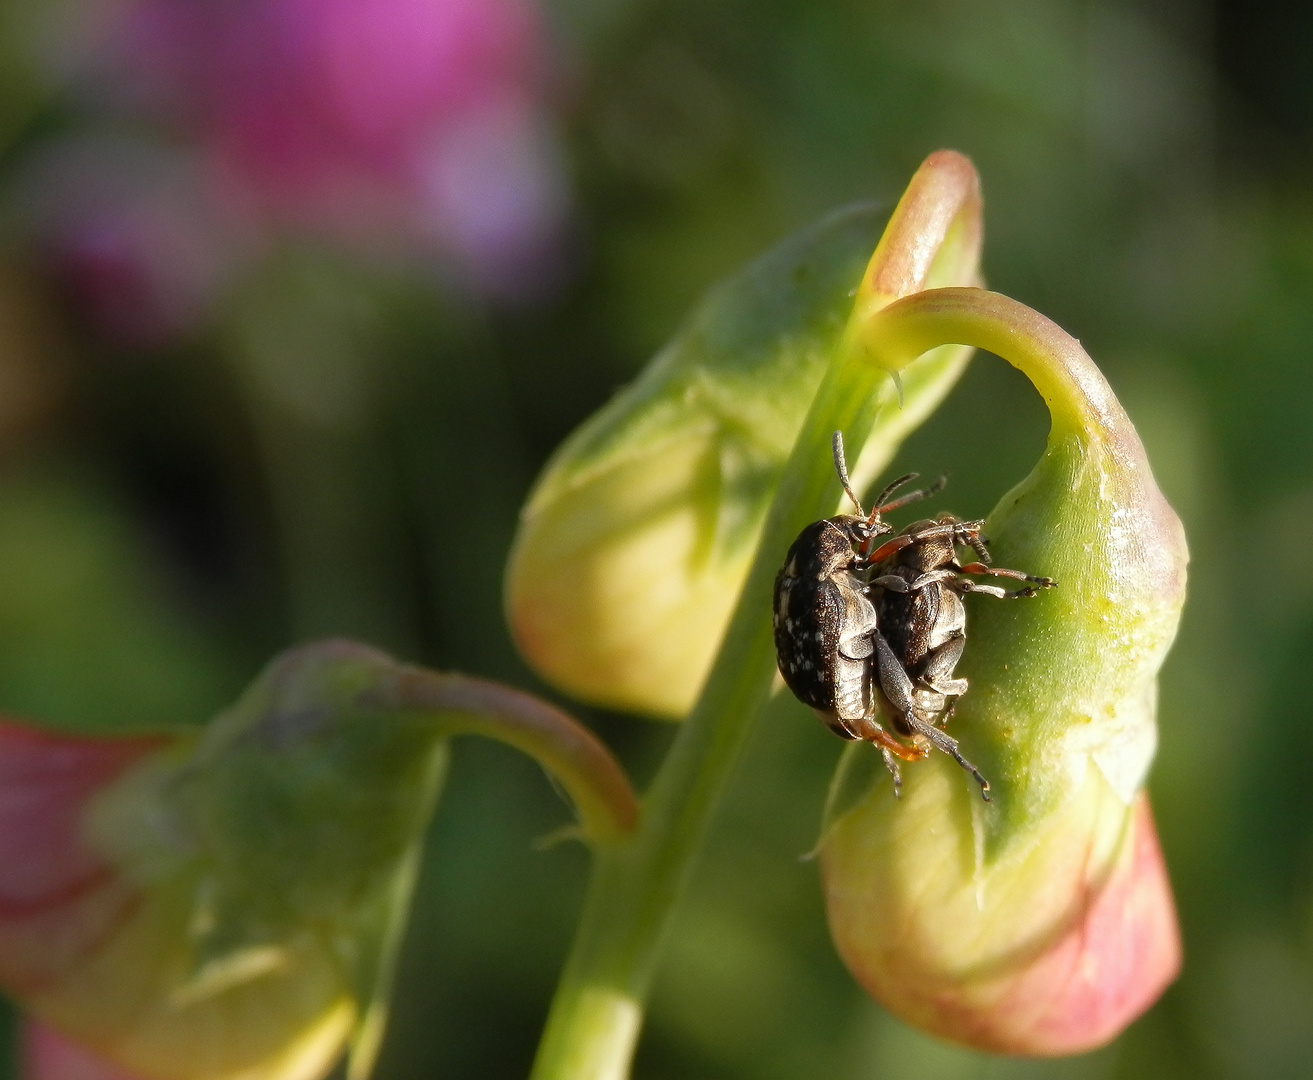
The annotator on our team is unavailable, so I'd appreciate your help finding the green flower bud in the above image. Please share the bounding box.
[507,151,983,718]
[819,288,1185,1054]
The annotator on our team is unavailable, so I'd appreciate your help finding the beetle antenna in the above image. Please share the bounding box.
[831,431,865,516]
[877,473,948,515]
[866,472,919,527]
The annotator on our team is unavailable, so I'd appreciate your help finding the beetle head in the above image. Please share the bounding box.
[832,433,894,554]
[831,431,943,560]
[829,513,893,555]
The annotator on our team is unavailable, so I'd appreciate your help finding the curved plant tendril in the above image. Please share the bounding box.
[850,287,1184,824]
[359,648,639,844]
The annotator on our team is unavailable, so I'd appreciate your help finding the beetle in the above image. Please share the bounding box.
[772,432,944,781]
[866,508,1056,801]
[773,431,1056,802]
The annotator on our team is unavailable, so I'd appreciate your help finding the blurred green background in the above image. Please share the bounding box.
[0,0,1309,1076]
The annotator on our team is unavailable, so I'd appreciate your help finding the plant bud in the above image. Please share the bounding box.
[0,640,635,1080]
[507,151,983,718]
[819,288,1185,1054]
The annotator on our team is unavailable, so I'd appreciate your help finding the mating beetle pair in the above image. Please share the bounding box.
[772,432,1055,801]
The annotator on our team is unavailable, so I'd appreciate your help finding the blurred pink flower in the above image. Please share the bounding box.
[28,0,568,343]
[0,721,167,1079]
[0,721,168,1002]
[113,0,568,292]
[25,140,243,346]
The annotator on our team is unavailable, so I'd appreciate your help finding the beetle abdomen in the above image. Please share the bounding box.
[877,572,940,671]
[773,520,877,718]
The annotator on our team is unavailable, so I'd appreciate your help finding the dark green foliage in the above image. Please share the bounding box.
[0,1,1309,1077]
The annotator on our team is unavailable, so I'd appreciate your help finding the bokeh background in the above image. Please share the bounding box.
[0,0,1308,1076]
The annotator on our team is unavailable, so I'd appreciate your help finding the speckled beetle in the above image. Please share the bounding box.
[867,505,1056,801]
[773,432,1056,802]
[772,433,943,776]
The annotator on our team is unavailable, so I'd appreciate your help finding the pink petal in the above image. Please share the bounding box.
[22,1018,147,1080]
[870,793,1181,1055]
[977,793,1181,1054]
[0,722,168,994]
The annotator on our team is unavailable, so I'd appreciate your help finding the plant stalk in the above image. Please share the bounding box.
[526,318,906,1080]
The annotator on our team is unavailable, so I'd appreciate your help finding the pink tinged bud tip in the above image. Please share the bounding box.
[826,794,1180,1056]
[0,722,168,999]
[105,0,565,289]
[970,797,1180,1055]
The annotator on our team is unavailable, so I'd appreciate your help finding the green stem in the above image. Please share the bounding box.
[527,314,913,1080]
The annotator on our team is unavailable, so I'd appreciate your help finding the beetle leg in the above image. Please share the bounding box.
[865,522,957,564]
[919,633,968,696]
[955,581,1011,599]
[870,569,956,593]
[903,568,958,591]
[847,710,927,761]
[864,532,916,565]
[880,748,903,798]
[958,562,1056,589]
[874,631,918,723]
[872,728,928,762]
[875,633,990,800]
[901,710,991,801]
[955,578,1045,599]
[875,636,951,747]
